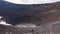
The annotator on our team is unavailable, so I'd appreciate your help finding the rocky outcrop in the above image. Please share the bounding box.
[0,23,60,34]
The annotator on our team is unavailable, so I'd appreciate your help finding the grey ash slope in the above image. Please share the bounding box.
[0,0,60,25]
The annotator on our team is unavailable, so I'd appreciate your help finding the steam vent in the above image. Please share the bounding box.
[1,0,60,34]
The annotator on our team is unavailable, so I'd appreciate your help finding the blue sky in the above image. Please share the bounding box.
[4,0,60,4]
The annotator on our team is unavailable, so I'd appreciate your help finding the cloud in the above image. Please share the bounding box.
[4,0,60,4]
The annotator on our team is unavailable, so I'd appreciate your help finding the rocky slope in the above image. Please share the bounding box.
[0,23,60,34]
[0,0,60,26]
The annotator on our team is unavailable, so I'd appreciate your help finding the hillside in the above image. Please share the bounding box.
[0,0,60,25]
